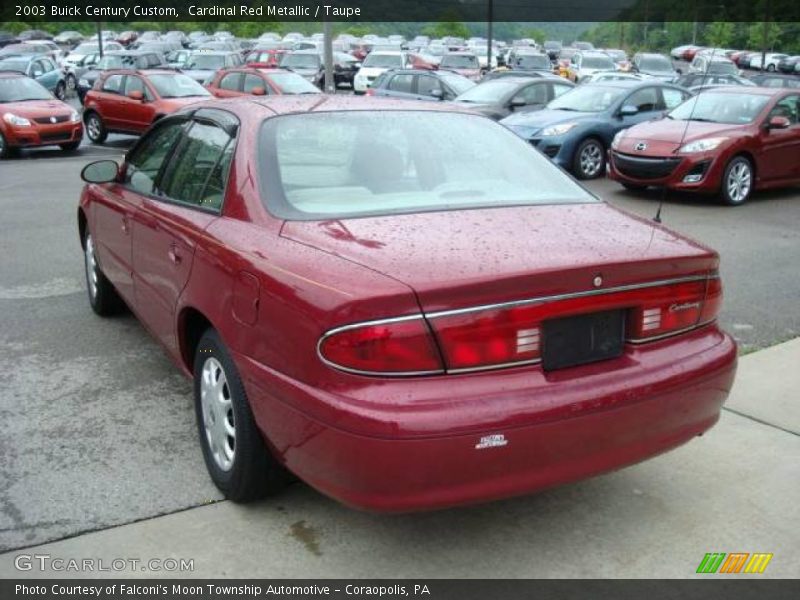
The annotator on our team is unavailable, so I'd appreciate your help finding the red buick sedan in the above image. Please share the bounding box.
[609,88,800,204]
[77,97,736,511]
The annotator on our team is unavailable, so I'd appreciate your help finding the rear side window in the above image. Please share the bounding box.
[158,121,235,210]
[662,88,687,109]
[243,74,266,94]
[124,122,185,195]
[388,74,414,93]
[416,75,441,97]
[625,87,659,112]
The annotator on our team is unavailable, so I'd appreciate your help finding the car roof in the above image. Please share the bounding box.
[100,68,178,77]
[699,86,785,96]
[191,50,238,56]
[0,70,25,78]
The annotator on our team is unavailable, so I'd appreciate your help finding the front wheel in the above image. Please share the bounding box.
[194,329,288,502]
[83,231,123,315]
[721,156,753,205]
[767,64,776,72]
[573,138,606,179]
[0,131,10,159]
[60,140,80,152]
[85,112,108,144]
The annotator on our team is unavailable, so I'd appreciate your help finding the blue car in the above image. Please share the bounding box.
[501,80,692,179]
[0,54,67,99]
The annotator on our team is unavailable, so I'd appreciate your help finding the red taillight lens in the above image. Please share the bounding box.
[429,306,542,371]
[365,88,375,96]
[319,318,443,375]
[627,276,722,341]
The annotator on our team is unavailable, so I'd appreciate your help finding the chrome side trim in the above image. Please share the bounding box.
[316,314,446,377]
[446,358,542,375]
[425,274,715,319]
[626,319,717,344]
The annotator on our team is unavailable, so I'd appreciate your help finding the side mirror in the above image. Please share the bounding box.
[675,67,683,75]
[32,70,43,78]
[251,86,266,96]
[509,97,527,108]
[768,115,790,129]
[430,88,444,100]
[619,104,639,116]
[81,160,119,184]
[127,90,144,101]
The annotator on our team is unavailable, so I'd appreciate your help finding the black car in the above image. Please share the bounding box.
[777,56,800,74]
[77,51,167,102]
[543,41,562,61]
[0,31,19,48]
[331,52,361,89]
[749,74,800,89]
[369,68,475,101]
[452,75,575,120]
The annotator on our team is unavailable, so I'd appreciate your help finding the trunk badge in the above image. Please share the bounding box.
[593,275,603,288]
[635,142,648,151]
[475,434,508,450]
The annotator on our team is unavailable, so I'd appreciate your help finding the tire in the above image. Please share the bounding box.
[83,230,123,316]
[60,141,80,152]
[767,64,776,72]
[194,329,288,502]
[66,73,76,90]
[573,138,606,179]
[84,112,108,144]
[55,81,66,101]
[0,131,10,159]
[720,156,754,206]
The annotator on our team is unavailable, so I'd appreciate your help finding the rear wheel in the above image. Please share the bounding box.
[85,112,107,144]
[83,230,123,315]
[767,64,776,72]
[194,329,288,502]
[55,81,66,100]
[720,156,753,205]
[573,138,606,179]
[0,131,10,159]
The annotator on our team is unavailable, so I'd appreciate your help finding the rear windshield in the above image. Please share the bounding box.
[363,53,403,68]
[515,55,550,69]
[581,56,615,70]
[186,54,226,70]
[281,53,320,68]
[259,111,595,220]
[441,55,479,69]
[640,56,672,71]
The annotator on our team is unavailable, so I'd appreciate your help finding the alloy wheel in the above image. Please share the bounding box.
[727,161,752,203]
[200,357,236,472]
[84,234,98,299]
[579,142,603,177]
[87,116,101,140]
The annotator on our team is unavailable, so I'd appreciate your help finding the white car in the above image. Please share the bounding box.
[689,54,738,76]
[353,51,408,94]
[748,53,788,71]
[579,71,644,84]
[567,51,617,83]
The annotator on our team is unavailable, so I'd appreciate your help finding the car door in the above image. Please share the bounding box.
[758,94,800,182]
[617,86,663,131]
[384,72,417,99]
[416,74,446,101]
[118,75,157,132]
[92,119,187,302]
[95,74,127,128]
[38,58,59,91]
[132,112,237,355]
[214,72,244,98]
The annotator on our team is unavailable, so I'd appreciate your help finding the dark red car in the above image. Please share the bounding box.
[205,67,321,98]
[77,97,736,511]
[609,88,800,205]
[0,72,82,158]
[245,48,288,68]
[82,69,211,143]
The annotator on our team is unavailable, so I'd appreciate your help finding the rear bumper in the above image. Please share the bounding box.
[238,326,737,512]
[608,149,725,193]
[4,123,83,148]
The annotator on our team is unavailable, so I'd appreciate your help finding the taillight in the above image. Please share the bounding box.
[318,317,443,375]
[627,275,722,341]
[365,88,374,96]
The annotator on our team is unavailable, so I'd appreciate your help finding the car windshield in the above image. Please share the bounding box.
[260,111,595,220]
[0,77,51,102]
[439,72,475,94]
[668,92,769,124]
[281,53,320,68]
[363,53,403,68]
[581,56,615,70]
[73,43,99,54]
[548,85,625,112]
[185,55,225,70]
[441,55,479,69]
[640,56,672,71]
[97,55,137,69]
[147,74,210,98]
[267,72,320,94]
[0,59,28,73]
[515,55,550,69]
[456,80,517,103]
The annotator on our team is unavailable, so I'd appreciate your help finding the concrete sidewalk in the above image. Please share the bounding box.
[2,339,798,579]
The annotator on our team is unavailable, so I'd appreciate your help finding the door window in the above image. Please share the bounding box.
[769,95,800,124]
[158,121,235,210]
[124,121,186,195]
[552,83,572,98]
[515,83,547,105]
[388,74,414,94]
[124,76,152,100]
[102,74,124,94]
[219,72,242,91]
[625,87,659,112]
[243,74,268,94]
[662,88,688,109]
[416,75,441,97]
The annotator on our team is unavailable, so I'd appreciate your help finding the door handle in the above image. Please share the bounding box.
[168,242,182,265]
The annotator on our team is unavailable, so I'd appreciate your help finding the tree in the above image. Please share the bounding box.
[746,22,782,51]
[422,21,470,40]
[705,22,735,47]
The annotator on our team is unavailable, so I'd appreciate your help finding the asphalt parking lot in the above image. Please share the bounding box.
[0,126,798,575]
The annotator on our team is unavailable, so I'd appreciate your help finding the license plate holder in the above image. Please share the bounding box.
[542,309,625,371]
